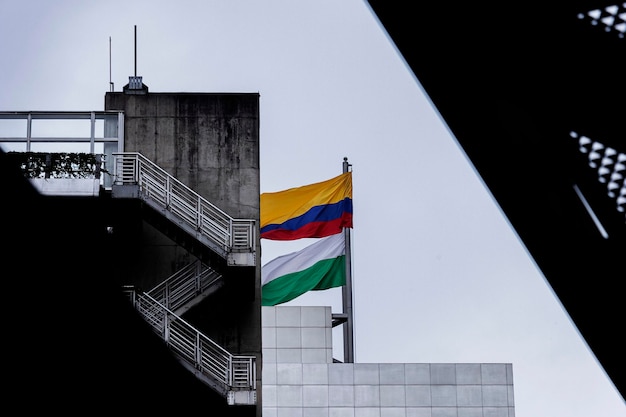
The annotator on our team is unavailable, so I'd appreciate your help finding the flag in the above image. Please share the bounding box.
[261,233,346,306]
[260,172,352,240]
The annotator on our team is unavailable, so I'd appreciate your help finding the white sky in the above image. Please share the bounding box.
[1,1,624,416]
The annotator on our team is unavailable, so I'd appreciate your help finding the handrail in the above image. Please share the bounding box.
[0,110,124,153]
[127,288,256,393]
[146,260,221,312]
[112,152,256,260]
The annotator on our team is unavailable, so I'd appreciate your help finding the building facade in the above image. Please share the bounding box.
[263,306,515,417]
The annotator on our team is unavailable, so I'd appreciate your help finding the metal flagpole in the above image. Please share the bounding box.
[342,157,355,363]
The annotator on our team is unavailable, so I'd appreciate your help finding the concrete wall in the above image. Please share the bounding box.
[105,92,260,218]
[263,306,516,417]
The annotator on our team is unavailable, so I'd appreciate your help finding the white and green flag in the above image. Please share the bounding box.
[261,233,346,306]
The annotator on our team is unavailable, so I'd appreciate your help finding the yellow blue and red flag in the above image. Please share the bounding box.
[260,172,352,240]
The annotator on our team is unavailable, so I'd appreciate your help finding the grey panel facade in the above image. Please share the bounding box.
[263,306,515,417]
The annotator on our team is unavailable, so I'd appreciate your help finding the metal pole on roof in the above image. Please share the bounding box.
[134,25,137,77]
[342,156,355,363]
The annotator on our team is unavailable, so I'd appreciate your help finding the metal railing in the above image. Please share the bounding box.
[0,111,124,152]
[127,289,256,394]
[0,111,124,189]
[146,260,222,313]
[112,152,256,260]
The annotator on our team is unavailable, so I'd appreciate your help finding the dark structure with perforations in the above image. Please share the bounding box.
[366,1,625,401]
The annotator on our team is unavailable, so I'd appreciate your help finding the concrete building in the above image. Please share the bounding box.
[1,81,262,416]
[104,84,263,414]
[1,81,515,416]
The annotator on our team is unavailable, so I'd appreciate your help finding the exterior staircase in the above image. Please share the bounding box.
[110,152,256,267]
[111,152,258,405]
[124,260,256,405]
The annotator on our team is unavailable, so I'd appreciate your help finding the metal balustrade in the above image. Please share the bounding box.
[126,287,256,403]
[112,152,256,266]
[0,111,124,153]
[0,111,124,189]
[146,260,222,314]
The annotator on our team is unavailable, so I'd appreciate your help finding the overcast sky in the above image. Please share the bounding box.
[1,1,624,416]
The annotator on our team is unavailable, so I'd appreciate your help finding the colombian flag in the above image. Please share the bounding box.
[260,172,352,240]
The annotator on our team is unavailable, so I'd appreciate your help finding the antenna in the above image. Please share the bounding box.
[134,25,137,77]
[123,24,148,94]
[109,36,114,92]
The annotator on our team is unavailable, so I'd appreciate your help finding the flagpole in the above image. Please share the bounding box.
[342,157,355,363]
